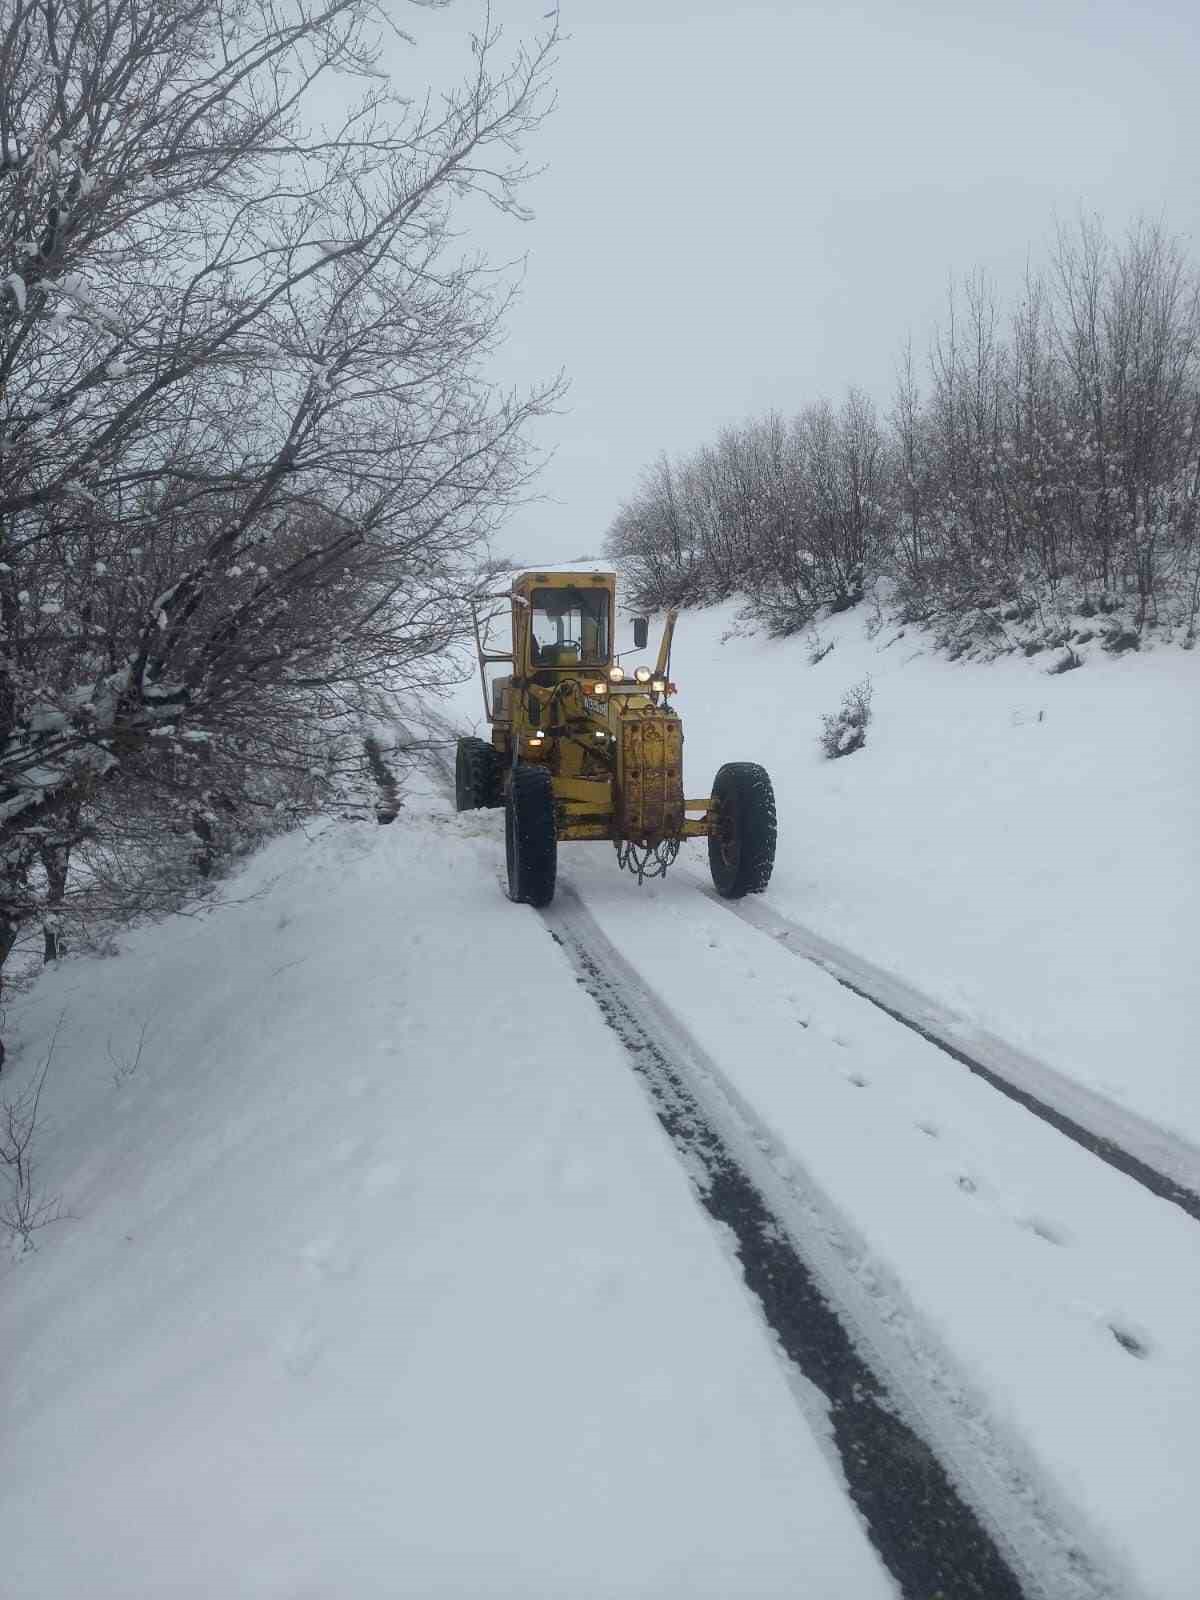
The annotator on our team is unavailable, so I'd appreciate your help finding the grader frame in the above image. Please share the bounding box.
[459,570,776,908]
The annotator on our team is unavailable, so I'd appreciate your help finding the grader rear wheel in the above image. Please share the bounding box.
[455,737,501,812]
[708,762,777,898]
[505,763,557,907]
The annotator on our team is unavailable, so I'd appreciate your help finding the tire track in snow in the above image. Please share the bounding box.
[541,882,1118,1600]
[687,875,1200,1224]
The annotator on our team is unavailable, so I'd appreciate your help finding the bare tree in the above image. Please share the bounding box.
[0,0,561,1021]
[1,1013,64,1247]
[889,338,929,586]
[1049,217,1200,614]
[605,216,1200,650]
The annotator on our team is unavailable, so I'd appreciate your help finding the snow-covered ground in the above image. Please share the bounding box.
[3,589,1197,1597]
[0,806,894,1599]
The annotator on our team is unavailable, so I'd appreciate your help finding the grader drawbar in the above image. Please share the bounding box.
[457,571,777,909]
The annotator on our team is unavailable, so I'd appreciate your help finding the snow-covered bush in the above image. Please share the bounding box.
[1,1029,62,1251]
[819,678,874,759]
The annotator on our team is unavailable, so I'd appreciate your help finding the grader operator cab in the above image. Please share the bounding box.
[457,570,776,908]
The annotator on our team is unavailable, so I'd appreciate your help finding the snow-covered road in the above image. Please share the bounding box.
[545,835,1200,1600]
[426,587,1200,1599]
[429,659,1199,1599]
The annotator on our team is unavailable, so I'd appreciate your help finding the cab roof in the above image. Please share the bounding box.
[513,570,616,591]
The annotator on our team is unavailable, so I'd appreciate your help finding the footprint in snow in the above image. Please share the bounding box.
[1108,1321,1152,1360]
[915,1120,940,1139]
[845,1072,869,1088]
[817,1023,852,1048]
[955,1173,978,1194]
[1018,1214,1071,1247]
[362,1160,406,1196]
[298,1233,358,1282]
[331,1135,368,1166]
[278,1313,324,1377]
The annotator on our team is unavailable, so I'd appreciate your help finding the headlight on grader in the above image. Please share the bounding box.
[608,666,625,683]
[592,679,608,696]
[634,667,652,683]
[652,678,667,694]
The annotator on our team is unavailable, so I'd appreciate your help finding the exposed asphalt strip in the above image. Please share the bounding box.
[693,877,1200,1226]
[541,882,1116,1600]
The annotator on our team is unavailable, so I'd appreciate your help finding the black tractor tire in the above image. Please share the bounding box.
[505,763,558,907]
[455,737,501,812]
[708,762,777,898]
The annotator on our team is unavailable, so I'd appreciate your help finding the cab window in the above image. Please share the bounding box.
[530,586,610,667]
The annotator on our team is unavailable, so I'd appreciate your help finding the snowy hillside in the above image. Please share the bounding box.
[2,593,1197,1598]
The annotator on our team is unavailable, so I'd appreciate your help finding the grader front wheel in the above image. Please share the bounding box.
[455,737,501,812]
[506,763,558,907]
[708,762,777,898]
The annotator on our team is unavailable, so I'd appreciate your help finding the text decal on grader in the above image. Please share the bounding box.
[457,571,777,909]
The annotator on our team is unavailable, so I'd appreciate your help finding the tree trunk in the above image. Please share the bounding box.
[40,836,72,963]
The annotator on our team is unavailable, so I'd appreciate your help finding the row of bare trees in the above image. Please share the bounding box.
[1,0,560,1046]
[607,390,888,626]
[608,218,1200,639]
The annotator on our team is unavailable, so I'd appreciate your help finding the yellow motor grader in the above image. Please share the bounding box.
[457,570,776,908]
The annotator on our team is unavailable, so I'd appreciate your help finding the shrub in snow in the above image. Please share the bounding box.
[1,1026,63,1251]
[1047,647,1083,675]
[363,735,402,824]
[819,678,873,759]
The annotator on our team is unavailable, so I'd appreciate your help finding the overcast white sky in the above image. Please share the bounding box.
[391,0,1200,565]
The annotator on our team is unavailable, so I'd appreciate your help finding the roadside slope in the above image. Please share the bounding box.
[670,600,1199,1147]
